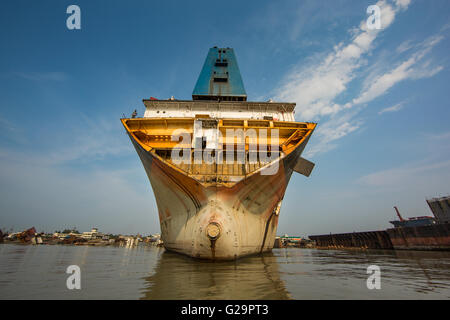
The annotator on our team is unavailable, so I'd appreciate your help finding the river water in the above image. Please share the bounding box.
[1,243,449,299]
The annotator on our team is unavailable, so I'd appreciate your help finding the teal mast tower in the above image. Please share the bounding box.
[192,47,247,101]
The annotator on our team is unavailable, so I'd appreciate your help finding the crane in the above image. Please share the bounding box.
[394,206,405,222]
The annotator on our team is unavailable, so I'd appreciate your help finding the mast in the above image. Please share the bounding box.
[192,47,247,101]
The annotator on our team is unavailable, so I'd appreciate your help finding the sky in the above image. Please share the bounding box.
[0,0,449,236]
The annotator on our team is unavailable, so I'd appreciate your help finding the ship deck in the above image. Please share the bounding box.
[121,117,316,185]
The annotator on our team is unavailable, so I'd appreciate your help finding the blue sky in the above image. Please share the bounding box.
[0,0,449,236]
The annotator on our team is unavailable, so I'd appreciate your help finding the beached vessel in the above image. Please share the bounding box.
[121,47,316,260]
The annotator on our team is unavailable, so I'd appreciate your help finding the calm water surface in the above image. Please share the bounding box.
[1,243,450,299]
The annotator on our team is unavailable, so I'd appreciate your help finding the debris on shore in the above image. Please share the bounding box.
[0,227,163,248]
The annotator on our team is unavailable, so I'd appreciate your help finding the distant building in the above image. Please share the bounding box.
[53,231,80,239]
[280,234,302,244]
[81,228,103,240]
[427,195,450,223]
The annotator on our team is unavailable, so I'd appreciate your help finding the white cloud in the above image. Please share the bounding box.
[396,40,414,53]
[274,0,406,121]
[273,0,445,157]
[379,1,397,28]
[378,101,405,114]
[352,36,443,105]
[395,0,411,10]
[304,112,362,157]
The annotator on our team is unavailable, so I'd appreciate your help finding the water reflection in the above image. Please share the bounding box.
[141,251,291,300]
[1,244,449,299]
[305,249,450,297]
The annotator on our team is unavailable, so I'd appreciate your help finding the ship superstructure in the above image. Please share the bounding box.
[121,47,316,260]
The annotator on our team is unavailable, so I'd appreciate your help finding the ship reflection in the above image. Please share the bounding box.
[140,250,291,300]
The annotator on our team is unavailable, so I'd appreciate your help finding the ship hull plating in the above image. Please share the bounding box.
[129,133,310,260]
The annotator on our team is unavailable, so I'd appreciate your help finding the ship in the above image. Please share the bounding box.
[121,47,316,260]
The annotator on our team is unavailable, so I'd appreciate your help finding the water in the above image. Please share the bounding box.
[1,243,450,299]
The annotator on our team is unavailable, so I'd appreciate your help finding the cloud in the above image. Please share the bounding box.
[394,0,411,10]
[0,113,158,234]
[273,0,445,157]
[378,101,405,114]
[45,117,130,166]
[358,130,450,190]
[426,131,450,141]
[0,149,157,234]
[353,36,444,106]
[0,114,131,167]
[396,40,414,53]
[274,0,404,121]
[0,106,161,234]
[304,112,362,157]
[357,159,450,188]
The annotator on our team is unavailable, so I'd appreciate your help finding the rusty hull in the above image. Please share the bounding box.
[125,124,312,260]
